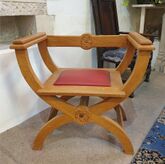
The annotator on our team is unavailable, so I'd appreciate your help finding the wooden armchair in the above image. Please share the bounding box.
[10,32,154,154]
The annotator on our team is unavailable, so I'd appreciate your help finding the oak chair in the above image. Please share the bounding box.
[10,32,154,154]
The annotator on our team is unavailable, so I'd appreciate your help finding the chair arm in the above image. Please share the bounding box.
[10,32,47,50]
[128,32,155,51]
[119,31,157,42]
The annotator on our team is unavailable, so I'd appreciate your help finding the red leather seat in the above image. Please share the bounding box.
[54,69,111,87]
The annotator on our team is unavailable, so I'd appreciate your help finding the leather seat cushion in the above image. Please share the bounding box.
[54,69,111,87]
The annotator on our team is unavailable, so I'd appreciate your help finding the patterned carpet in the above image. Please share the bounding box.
[131,108,165,164]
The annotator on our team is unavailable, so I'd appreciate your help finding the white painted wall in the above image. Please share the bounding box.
[116,0,134,31]
[47,0,94,68]
[0,47,51,133]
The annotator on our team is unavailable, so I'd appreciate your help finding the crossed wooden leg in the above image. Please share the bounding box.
[47,96,75,121]
[114,104,127,127]
[91,115,133,154]
[100,97,127,126]
[33,115,72,150]
[33,96,133,154]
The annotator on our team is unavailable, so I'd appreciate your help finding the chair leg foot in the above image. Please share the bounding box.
[33,115,72,150]
[129,92,134,98]
[92,115,134,154]
[144,78,150,82]
[32,144,43,150]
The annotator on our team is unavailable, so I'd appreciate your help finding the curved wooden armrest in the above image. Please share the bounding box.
[129,32,152,45]
[128,32,155,51]
[10,32,47,50]
[116,32,154,75]
[118,32,154,97]
[119,31,157,42]
[10,32,57,91]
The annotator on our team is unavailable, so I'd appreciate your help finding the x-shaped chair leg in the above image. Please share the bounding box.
[33,114,72,150]
[33,96,133,154]
[47,96,75,121]
[114,104,127,127]
[90,115,133,154]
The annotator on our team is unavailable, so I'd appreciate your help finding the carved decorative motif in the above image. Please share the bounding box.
[75,106,91,124]
[81,33,93,50]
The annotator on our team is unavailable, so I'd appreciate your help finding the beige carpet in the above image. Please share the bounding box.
[0,71,165,164]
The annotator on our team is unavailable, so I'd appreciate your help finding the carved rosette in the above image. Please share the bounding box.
[75,106,91,125]
[81,33,93,50]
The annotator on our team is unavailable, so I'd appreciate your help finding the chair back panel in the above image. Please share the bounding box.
[47,34,128,49]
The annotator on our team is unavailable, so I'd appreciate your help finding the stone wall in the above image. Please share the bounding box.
[0,0,54,44]
[0,0,46,2]
[0,0,47,16]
